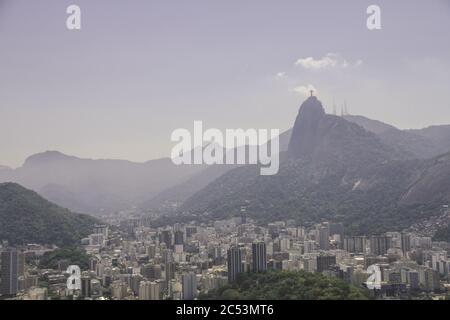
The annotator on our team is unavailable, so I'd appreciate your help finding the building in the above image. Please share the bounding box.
[165,261,175,281]
[182,272,197,300]
[111,281,128,300]
[130,274,143,295]
[419,267,440,292]
[150,281,161,300]
[329,223,345,246]
[185,226,197,238]
[344,236,366,254]
[412,236,432,249]
[24,288,48,300]
[174,230,184,245]
[407,271,420,290]
[93,224,109,238]
[316,254,336,273]
[227,245,243,283]
[388,272,402,284]
[18,274,38,291]
[252,242,267,272]
[370,235,392,256]
[81,276,92,298]
[1,249,24,296]
[139,281,161,300]
[141,264,162,281]
[139,281,150,300]
[318,225,330,251]
[302,255,317,272]
[401,233,411,256]
[89,234,105,246]
[280,238,291,251]
[160,230,173,249]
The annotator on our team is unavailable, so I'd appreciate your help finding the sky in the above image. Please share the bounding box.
[1,0,450,168]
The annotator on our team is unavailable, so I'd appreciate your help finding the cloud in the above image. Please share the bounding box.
[292,84,317,96]
[275,72,286,79]
[295,53,361,70]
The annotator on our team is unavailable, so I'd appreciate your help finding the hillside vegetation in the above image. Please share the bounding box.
[0,183,99,246]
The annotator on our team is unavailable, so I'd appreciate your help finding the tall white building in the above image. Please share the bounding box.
[139,280,161,300]
[182,272,197,300]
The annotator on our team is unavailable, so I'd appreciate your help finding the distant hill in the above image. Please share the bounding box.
[409,125,450,156]
[343,115,397,135]
[142,164,238,210]
[0,151,205,215]
[0,183,99,246]
[0,165,12,179]
[343,115,450,159]
[142,131,292,210]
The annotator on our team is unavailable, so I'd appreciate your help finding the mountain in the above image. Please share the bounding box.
[0,165,13,180]
[0,182,99,246]
[142,164,238,210]
[180,97,450,234]
[0,151,205,215]
[1,133,292,214]
[3,102,450,225]
[399,152,450,206]
[342,115,397,135]
[141,131,292,210]
[343,115,450,159]
[287,97,400,168]
[409,125,450,156]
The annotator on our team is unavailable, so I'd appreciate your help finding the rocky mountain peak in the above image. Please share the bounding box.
[287,96,326,159]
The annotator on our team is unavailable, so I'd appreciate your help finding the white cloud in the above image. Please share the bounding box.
[275,72,286,79]
[294,53,361,70]
[292,84,317,97]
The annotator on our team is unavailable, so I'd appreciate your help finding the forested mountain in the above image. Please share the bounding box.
[2,98,450,232]
[0,182,99,246]
[180,97,450,234]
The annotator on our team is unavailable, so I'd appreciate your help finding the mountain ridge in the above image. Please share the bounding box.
[0,182,99,246]
[3,107,450,218]
[178,97,450,234]
[0,151,206,215]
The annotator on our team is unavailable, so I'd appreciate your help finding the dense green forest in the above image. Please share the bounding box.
[200,270,369,300]
[0,183,99,246]
[39,247,91,270]
[179,156,442,236]
[434,225,450,242]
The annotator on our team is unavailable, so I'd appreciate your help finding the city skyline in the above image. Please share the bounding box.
[1,0,450,304]
[2,214,449,300]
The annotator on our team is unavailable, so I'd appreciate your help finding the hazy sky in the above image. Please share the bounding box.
[1,0,450,167]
